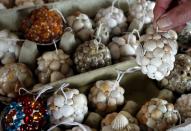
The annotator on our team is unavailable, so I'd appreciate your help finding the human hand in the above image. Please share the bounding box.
[153,0,191,32]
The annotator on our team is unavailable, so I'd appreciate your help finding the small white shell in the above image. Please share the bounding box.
[155,71,164,81]
[147,65,157,73]
[60,105,74,118]
[65,91,74,99]
[158,105,167,113]
[111,114,129,130]
[148,105,157,113]
[142,56,150,66]
[54,95,65,107]
[146,118,156,128]
[153,48,164,58]
[53,110,63,120]
[144,40,156,51]
[97,92,107,103]
[150,58,162,67]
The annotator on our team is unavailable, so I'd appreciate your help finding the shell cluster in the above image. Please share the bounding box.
[175,94,191,121]
[20,6,64,44]
[136,29,178,81]
[36,49,73,84]
[0,29,20,65]
[88,80,125,113]
[128,0,155,31]
[95,6,127,35]
[137,98,179,131]
[101,111,140,131]
[48,88,88,124]
[161,54,191,93]
[108,33,138,61]
[67,12,94,41]
[0,63,34,98]
[74,40,111,73]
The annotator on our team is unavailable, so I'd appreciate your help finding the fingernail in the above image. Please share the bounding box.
[157,16,172,29]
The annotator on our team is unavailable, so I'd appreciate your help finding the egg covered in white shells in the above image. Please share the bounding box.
[67,12,94,41]
[88,80,125,113]
[136,29,178,81]
[161,54,191,94]
[36,49,73,84]
[95,6,127,35]
[108,33,138,61]
[74,39,111,73]
[0,63,34,98]
[128,0,155,24]
[101,111,140,131]
[48,88,88,124]
[137,98,179,131]
[0,29,21,65]
[128,0,155,32]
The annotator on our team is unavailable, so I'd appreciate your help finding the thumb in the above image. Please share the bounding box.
[157,1,191,31]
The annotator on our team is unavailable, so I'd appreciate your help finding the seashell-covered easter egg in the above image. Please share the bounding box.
[0,29,21,65]
[0,63,34,98]
[128,0,155,24]
[137,98,179,131]
[175,94,191,121]
[1,95,49,131]
[95,6,127,35]
[74,39,111,73]
[161,54,191,93]
[108,33,138,61]
[101,111,140,131]
[136,29,178,81]
[88,80,125,113]
[67,11,94,42]
[36,49,73,84]
[20,6,64,44]
[128,0,155,32]
[47,88,88,124]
